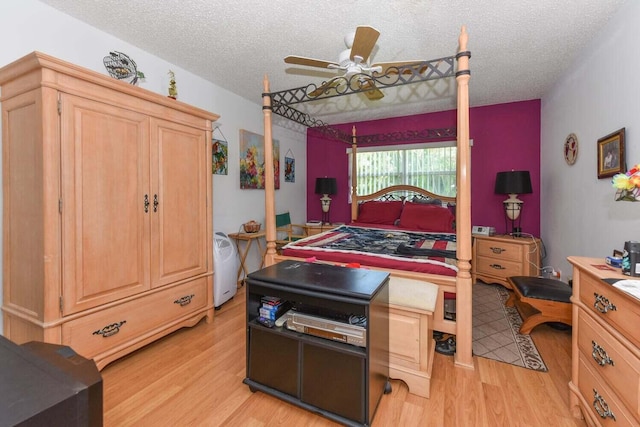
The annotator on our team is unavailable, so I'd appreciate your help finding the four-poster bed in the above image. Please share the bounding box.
[261,26,473,388]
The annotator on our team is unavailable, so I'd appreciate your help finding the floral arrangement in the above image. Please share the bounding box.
[612,163,640,201]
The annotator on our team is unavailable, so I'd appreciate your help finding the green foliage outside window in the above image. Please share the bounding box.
[355,145,457,197]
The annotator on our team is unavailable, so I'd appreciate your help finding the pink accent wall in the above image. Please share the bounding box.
[307,99,541,237]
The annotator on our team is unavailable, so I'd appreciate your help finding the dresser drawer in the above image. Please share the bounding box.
[476,239,523,263]
[474,256,523,278]
[579,273,640,349]
[578,311,640,418]
[62,277,208,358]
[578,355,638,426]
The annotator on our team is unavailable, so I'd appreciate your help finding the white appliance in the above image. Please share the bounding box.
[213,231,239,309]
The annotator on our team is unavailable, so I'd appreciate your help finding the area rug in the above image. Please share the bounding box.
[472,282,548,372]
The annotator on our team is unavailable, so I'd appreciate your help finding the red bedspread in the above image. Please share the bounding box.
[282,225,457,277]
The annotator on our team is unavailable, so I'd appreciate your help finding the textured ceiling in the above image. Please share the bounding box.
[40,0,625,124]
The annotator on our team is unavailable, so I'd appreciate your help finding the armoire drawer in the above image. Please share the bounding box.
[579,273,640,349]
[577,311,640,419]
[475,239,523,263]
[577,355,638,426]
[62,277,208,358]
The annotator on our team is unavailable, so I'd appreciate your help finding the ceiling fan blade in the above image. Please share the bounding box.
[350,26,380,63]
[284,55,339,69]
[372,60,428,75]
[358,77,384,101]
[308,77,342,98]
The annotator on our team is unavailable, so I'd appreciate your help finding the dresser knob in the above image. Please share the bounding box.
[591,340,615,367]
[489,246,504,254]
[593,293,617,314]
[593,389,616,420]
[489,264,506,270]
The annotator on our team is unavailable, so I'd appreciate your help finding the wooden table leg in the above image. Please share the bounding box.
[234,239,253,286]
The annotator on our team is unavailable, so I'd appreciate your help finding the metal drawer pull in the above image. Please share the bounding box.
[591,340,614,366]
[490,264,505,270]
[93,320,127,338]
[174,294,195,307]
[593,293,617,314]
[593,389,616,420]
[153,194,159,212]
[490,246,504,254]
[144,194,149,213]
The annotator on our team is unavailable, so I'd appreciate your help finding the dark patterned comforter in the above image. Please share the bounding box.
[283,225,457,275]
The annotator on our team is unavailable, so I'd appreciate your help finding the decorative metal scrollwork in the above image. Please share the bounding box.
[490,264,506,270]
[490,246,504,254]
[593,389,616,420]
[592,340,615,367]
[144,194,149,213]
[93,320,127,338]
[174,294,195,307]
[153,194,159,212]
[593,293,617,314]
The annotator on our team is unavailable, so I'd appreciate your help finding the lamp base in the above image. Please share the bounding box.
[511,227,522,237]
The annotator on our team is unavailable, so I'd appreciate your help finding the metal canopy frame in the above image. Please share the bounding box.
[267,56,459,144]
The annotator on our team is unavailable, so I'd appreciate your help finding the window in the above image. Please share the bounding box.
[348,141,459,198]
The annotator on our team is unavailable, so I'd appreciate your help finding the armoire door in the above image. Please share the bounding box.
[149,118,208,287]
[60,94,151,315]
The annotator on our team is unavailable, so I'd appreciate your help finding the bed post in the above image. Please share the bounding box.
[351,126,359,222]
[263,74,277,266]
[454,26,473,369]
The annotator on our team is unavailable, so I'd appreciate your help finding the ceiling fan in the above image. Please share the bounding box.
[285,25,424,101]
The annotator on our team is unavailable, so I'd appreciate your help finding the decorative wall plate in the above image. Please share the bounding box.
[564,133,578,165]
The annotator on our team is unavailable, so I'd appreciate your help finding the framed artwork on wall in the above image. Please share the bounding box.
[597,128,625,179]
[285,149,295,182]
[212,125,228,175]
[239,129,280,189]
[212,139,228,175]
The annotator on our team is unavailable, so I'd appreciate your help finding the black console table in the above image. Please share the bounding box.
[243,260,390,427]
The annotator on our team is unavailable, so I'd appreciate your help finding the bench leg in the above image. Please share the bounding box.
[513,298,572,335]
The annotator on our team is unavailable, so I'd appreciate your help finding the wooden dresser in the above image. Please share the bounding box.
[568,256,640,426]
[472,234,541,289]
[0,52,218,370]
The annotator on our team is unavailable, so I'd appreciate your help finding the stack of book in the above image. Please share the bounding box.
[259,296,291,320]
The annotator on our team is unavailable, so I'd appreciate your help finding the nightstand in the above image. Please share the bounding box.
[303,223,342,236]
[472,234,541,289]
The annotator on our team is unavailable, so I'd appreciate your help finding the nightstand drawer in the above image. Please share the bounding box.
[474,256,523,277]
[476,238,523,262]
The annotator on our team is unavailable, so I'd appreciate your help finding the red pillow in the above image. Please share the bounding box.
[399,202,455,232]
[357,201,404,225]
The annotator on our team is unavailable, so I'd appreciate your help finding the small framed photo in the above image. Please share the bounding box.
[597,128,625,179]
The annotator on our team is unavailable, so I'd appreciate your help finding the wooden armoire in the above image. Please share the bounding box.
[0,52,218,370]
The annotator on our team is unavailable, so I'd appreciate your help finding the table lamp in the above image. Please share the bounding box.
[494,170,532,237]
[315,177,337,224]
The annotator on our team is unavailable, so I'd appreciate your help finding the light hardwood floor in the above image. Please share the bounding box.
[101,287,587,426]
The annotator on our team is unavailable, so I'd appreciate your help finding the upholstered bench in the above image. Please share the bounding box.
[387,276,438,398]
[506,276,573,334]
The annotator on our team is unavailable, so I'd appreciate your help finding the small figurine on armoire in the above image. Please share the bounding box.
[168,70,177,99]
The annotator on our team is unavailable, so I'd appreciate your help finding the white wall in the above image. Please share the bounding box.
[541,0,640,279]
[0,0,307,333]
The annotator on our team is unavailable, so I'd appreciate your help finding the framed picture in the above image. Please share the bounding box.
[212,138,228,175]
[239,129,280,189]
[284,149,295,182]
[597,128,625,179]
